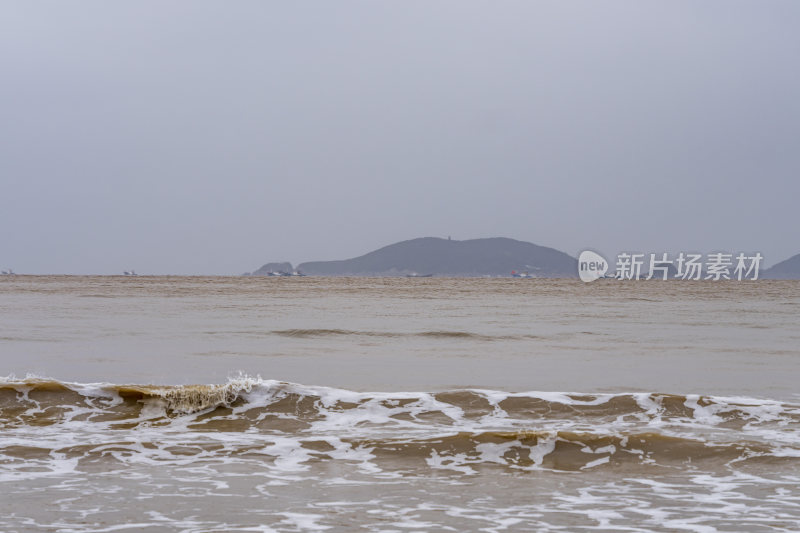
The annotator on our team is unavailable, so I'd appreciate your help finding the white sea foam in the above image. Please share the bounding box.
[2,376,800,532]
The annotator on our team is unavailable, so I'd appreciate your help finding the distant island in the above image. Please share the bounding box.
[248,262,295,276]
[762,253,800,279]
[245,237,578,278]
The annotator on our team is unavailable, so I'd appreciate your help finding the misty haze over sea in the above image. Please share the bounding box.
[2,2,799,532]
[2,2,799,275]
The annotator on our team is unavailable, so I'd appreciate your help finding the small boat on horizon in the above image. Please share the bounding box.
[266,271,305,277]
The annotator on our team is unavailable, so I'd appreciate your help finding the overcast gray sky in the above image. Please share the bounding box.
[1,1,798,274]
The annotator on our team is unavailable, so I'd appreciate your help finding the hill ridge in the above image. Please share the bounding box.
[280,237,577,277]
[763,253,800,279]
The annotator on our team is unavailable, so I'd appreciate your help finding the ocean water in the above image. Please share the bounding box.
[1,276,799,532]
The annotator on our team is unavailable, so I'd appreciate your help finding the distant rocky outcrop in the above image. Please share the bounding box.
[248,262,294,276]
[762,253,800,279]
[292,237,577,277]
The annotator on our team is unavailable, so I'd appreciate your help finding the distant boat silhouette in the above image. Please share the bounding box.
[265,270,305,277]
[1,269,14,275]
[123,270,137,276]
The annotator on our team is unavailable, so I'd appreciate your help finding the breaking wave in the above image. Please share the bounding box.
[1,375,799,476]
